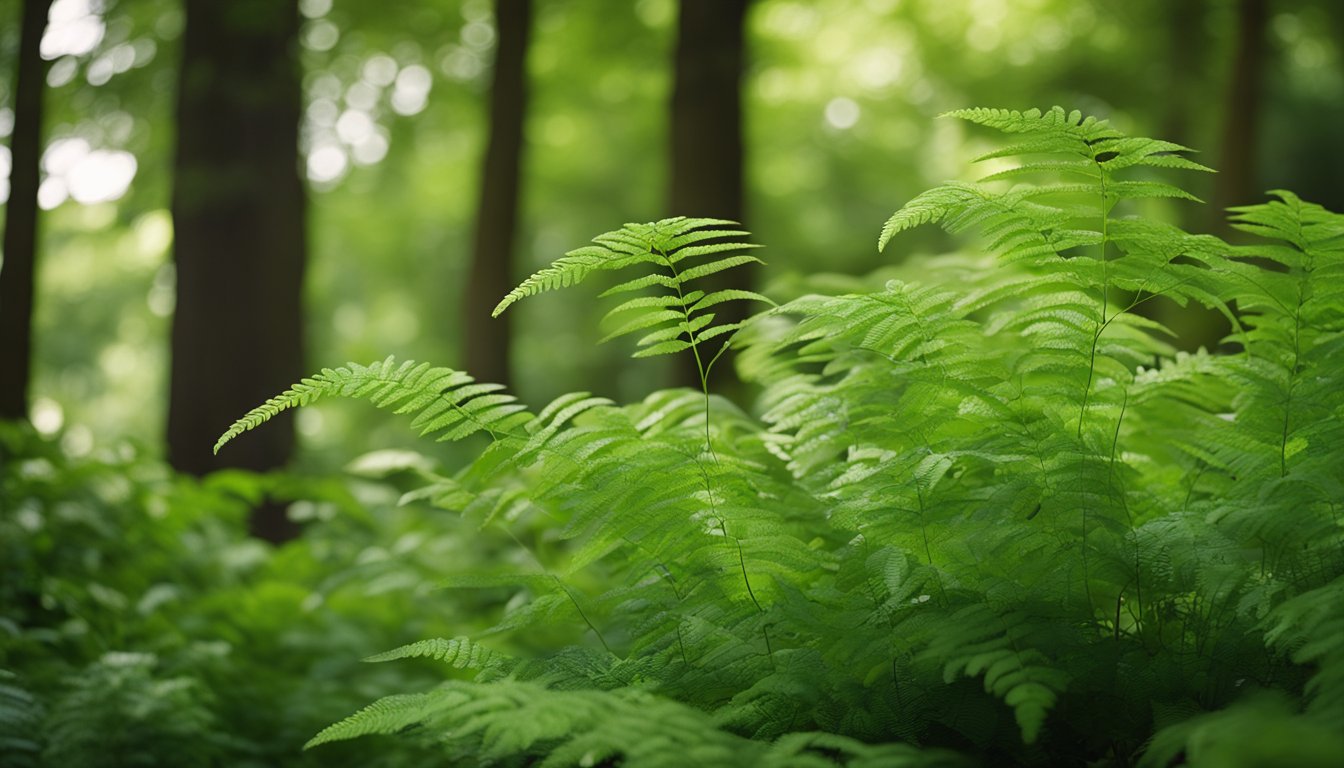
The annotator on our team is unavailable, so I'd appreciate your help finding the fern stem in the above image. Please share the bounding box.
[1078,165,1111,438]
[690,445,767,656]
[554,577,613,656]
[501,527,613,655]
[912,478,948,606]
[659,247,717,457]
[1279,298,1303,477]
[1105,389,1143,637]
[719,521,764,615]
[1113,588,1124,641]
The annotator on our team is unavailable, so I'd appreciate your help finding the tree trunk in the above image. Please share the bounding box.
[1144,0,1229,352]
[464,0,532,389]
[668,0,748,391]
[0,0,53,422]
[1213,0,1268,227]
[168,0,307,542]
[1160,0,1205,213]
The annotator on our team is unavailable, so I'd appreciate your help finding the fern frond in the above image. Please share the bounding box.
[920,605,1070,744]
[363,636,505,671]
[306,690,459,748]
[309,680,778,765]
[1264,578,1344,722]
[493,247,637,318]
[0,671,41,768]
[215,356,530,453]
[496,218,770,364]
[944,106,1117,140]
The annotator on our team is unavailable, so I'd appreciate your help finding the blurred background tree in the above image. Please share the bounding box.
[0,0,51,421]
[463,0,530,389]
[1,0,1341,473]
[667,0,748,390]
[168,0,307,541]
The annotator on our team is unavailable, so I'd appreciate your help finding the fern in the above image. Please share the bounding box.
[362,636,506,671]
[42,653,222,768]
[494,217,772,384]
[214,356,531,453]
[309,679,967,767]
[0,671,42,768]
[216,107,1344,766]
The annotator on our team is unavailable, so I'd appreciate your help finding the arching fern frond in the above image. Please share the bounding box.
[363,636,508,672]
[215,356,530,454]
[307,680,755,761]
[309,679,967,767]
[918,605,1070,745]
[494,217,773,367]
[946,105,1117,139]
[882,106,1211,254]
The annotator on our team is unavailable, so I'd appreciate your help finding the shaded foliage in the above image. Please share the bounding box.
[215,109,1344,766]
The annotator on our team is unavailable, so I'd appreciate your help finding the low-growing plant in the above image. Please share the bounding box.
[217,107,1344,767]
[0,423,477,767]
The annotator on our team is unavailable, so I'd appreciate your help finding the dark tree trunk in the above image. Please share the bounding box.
[464,0,532,388]
[1161,0,1205,210]
[168,0,307,542]
[669,0,748,391]
[1213,0,1268,227]
[1146,0,1229,351]
[0,0,53,422]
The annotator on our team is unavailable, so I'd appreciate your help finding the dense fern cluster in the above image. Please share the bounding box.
[218,108,1344,766]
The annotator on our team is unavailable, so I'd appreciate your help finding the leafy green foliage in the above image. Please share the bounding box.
[212,108,1344,766]
[214,358,532,453]
[0,422,475,767]
[494,217,771,379]
[16,106,1344,766]
[41,652,220,768]
[0,670,42,768]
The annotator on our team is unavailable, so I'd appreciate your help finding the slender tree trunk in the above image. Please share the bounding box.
[464,0,532,388]
[1213,0,1268,227]
[168,0,307,542]
[1146,0,1229,351]
[0,0,53,422]
[1161,0,1205,214]
[669,0,748,391]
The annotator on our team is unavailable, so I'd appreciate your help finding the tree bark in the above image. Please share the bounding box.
[0,0,53,422]
[168,0,307,542]
[669,0,748,391]
[1161,0,1205,210]
[464,0,532,389]
[1213,0,1268,227]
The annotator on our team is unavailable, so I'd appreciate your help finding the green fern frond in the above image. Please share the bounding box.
[944,105,1117,139]
[363,636,505,671]
[492,246,641,317]
[495,217,771,365]
[309,680,784,765]
[306,690,459,748]
[920,606,1070,744]
[1264,578,1344,721]
[0,671,42,768]
[215,356,530,453]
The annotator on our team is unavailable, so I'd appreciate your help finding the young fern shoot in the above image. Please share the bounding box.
[493,216,773,449]
[214,357,532,454]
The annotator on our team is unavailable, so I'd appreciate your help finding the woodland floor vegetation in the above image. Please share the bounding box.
[5,107,1344,767]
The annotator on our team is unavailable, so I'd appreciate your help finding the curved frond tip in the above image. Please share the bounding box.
[214,356,529,454]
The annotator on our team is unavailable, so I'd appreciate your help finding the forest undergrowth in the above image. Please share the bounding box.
[4,107,1343,767]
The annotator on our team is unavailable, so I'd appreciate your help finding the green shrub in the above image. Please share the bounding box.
[0,423,473,766]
